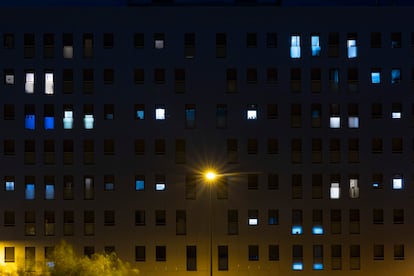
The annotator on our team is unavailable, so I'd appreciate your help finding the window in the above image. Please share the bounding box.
[84,210,95,236]
[291,209,303,235]
[4,211,15,226]
[4,140,15,156]
[330,183,340,199]
[25,71,35,93]
[103,33,114,48]
[248,245,259,261]
[393,209,404,224]
[292,245,303,270]
[267,68,278,83]
[216,104,227,128]
[84,176,94,200]
[83,140,94,164]
[290,35,301,58]
[186,246,197,271]
[134,104,145,120]
[155,174,166,191]
[371,68,381,84]
[45,176,55,200]
[176,210,186,235]
[83,69,94,94]
[266,32,277,48]
[312,174,323,199]
[44,104,55,130]
[135,246,145,262]
[44,211,55,236]
[218,246,228,271]
[134,33,144,48]
[392,103,402,119]
[291,139,302,163]
[24,33,35,58]
[25,104,36,130]
[267,139,278,154]
[331,245,342,270]
[25,182,35,200]
[313,245,324,270]
[290,68,302,93]
[155,139,166,154]
[4,69,14,84]
[63,69,73,94]
[25,211,36,235]
[44,72,54,94]
[392,138,403,153]
[247,104,257,120]
[349,177,359,198]
[350,245,360,270]
[330,104,340,128]
[311,34,321,56]
[84,247,94,258]
[311,139,322,163]
[135,175,145,191]
[269,245,279,261]
[391,32,401,48]
[392,175,403,189]
[311,68,321,93]
[248,209,259,226]
[347,33,357,58]
[134,139,145,155]
[328,32,339,57]
[104,210,115,226]
[373,209,384,224]
[4,247,15,262]
[63,176,74,200]
[174,68,185,93]
[155,246,166,261]
[349,209,360,234]
[226,68,237,93]
[184,33,195,59]
[227,139,238,163]
[103,68,114,84]
[135,210,145,226]
[228,210,239,235]
[63,210,74,235]
[268,209,279,225]
[348,103,359,128]
[63,107,74,129]
[246,33,257,48]
[155,106,166,120]
[394,244,404,260]
[372,173,383,189]
[216,33,226,58]
[104,139,115,155]
[373,244,384,260]
[63,33,73,58]
[371,32,381,48]
[185,104,196,128]
[154,33,165,49]
[134,68,144,84]
[104,104,114,120]
[247,174,258,190]
[292,174,302,199]
[246,68,257,84]
[372,103,382,119]
[185,175,197,200]
[391,68,401,84]
[329,68,339,92]
[83,104,94,129]
[312,209,324,235]
[4,33,14,49]
[83,33,93,58]
[5,176,15,191]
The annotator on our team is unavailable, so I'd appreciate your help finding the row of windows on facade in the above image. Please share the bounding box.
[0,173,405,201]
[0,208,407,237]
[1,32,411,59]
[3,102,407,130]
[0,243,406,271]
[1,67,408,95]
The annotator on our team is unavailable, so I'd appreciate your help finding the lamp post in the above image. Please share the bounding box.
[205,171,216,276]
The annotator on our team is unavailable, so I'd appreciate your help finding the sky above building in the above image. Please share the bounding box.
[0,0,413,6]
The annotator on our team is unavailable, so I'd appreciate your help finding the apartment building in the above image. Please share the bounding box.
[0,1,413,275]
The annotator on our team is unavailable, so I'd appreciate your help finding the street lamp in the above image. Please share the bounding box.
[204,170,217,276]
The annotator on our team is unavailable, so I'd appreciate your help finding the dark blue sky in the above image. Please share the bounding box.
[0,0,412,6]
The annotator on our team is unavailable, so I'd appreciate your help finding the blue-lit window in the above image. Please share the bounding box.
[104,182,114,191]
[292,262,303,270]
[312,226,324,235]
[313,245,324,270]
[392,176,403,190]
[372,182,382,189]
[136,110,144,120]
[348,117,359,128]
[25,115,35,130]
[268,209,279,225]
[44,117,54,130]
[290,35,301,58]
[313,263,324,270]
[347,39,357,58]
[25,184,35,200]
[135,178,145,191]
[45,184,55,200]
[155,183,165,191]
[311,35,321,56]
[391,69,401,84]
[291,225,302,235]
[5,181,14,191]
[63,110,73,129]
[371,71,381,84]
[185,105,196,128]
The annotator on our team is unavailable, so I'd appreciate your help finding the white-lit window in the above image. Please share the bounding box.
[392,112,401,119]
[25,72,35,93]
[348,117,359,128]
[391,69,401,84]
[311,35,321,56]
[5,181,14,191]
[45,73,54,94]
[290,35,301,58]
[5,74,14,84]
[371,72,381,84]
[155,183,166,191]
[292,263,303,271]
[247,105,258,120]
[44,116,54,130]
[392,176,403,190]
[349,178,359,198]
[347,39,357,58]
[291,225,302,235]
[25,183,35,200]
[330,183,340,199]
[155,40,164,49]
[83,114,94,129]
[312,226,324,235]
[45,184,55,200]
[63,46,73,59]
[248,218,258,226]
[63,110,73,129]
[330,117,340,128]
[25,114,35,130]
[155,107,166,120]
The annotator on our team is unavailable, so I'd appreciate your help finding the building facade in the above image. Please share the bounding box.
[0,3,413,275]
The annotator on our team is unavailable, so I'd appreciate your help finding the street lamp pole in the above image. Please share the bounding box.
[205,171,216,276]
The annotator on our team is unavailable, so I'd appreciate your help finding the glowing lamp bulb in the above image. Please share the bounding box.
[205,171,216,181]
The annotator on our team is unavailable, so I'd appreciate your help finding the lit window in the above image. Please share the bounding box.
[392,176,403,190]
[348,117,359,128]
[5,72,14,84]
[83,114,94,129]
[349,178,359,198]
[313,263,323,270]
[347,39,357,58]
[155,107,166,120]
[155,183,166,191]
[312,226,324,235]
[63,110,73,129]
[44,73,54,94]
[371,71,381,84]
[392,103,402,119]
[292,263,303,270]
[391,69,401,84]
[25,183,35,200]
[44,117,54,130]
[290,35,301,58]
[311,35,321,56]
[63,46,73,58]
[25,72,35,93]
[154,33,165,49]
[45,184,55,200]
[5,181,14,191]
[330,183,340,199]
[248,210,259,226]
[291,225,302,235]
[330,117,340,128]
[247,104,258,120]
[25,114,35,130]
[135,177,145,191]
[392,112,401,119]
